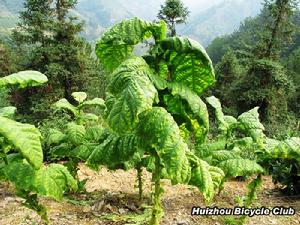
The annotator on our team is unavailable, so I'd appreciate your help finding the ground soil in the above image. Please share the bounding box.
[0,164,299,225]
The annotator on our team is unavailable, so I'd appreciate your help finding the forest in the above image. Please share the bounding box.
[0,0,299,224]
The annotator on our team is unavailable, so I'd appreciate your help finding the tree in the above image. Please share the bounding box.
[285,47,300,114]
[12,0,101,120]
[254,0,299,60]
[213,49,242,116]
[157,0,189,36]
[247,0,298,125]
[215,0,299,128]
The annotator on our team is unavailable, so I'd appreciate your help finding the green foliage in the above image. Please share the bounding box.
[0,116,43,169]
[263,137,300,194]
[0,106,16,118]
[86,132,141,171]
[137,107,191,184]
[201,96,265,181]
[46,92,106,182]
[206,4,300,137]
[187,152,224,202]
[3,159,77,201]
[0,70,48,89]
[34,164,78,200]
[206,96,237,133]
[107,57,158,134]
[93,17,222,225]
[206,96,265,143]
[0,40,19,76]
[218,159,263,178]
[267,137,300,161]
[53,91,105,124]
[167,82,209,143]
[154,37,215,95]
[12,0,104,120]
[95,17,167,72]
[0,70,78,222]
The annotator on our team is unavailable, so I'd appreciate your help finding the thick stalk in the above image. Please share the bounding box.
[149,154,164,225]
[136,162,143,201]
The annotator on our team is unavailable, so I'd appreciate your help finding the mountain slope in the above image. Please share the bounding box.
[180,0,262,46]
[0,0,23,36]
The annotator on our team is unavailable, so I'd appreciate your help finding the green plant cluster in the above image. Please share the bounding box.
[0,71,78,223]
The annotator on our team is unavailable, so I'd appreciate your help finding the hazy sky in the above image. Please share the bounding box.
[121,0,262,20]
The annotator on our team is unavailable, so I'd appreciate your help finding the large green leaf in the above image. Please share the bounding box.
[266,137,300,162]
[156,37,215,95]
[65,123,86,146]
[264,138,280,151]
[0,106,16,118]
[71,144,97,161]
[34,164,78,201]
[4,156,36,191]
[0,116,43,169]
[85,125,106,142]
[0,71,48,88]
[107,57,158,134]
[237,107,265,142]
[210,150,240,165]
[187,152,224,202]
[209,166,225,191]
[71,92,87,103]
[195,139,227,159]
[168,83,209,143]
[49,143,73,158]
[137,107,191,184]
[96,18,167,72]
[4,159,77,201]
[80,98,106,109]
[218,159,264,178]
[206,96,237,132]
[53,98,79,117]
[46,129,65,146]
[86,133,141,171]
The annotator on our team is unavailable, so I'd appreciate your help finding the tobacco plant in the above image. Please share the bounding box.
[0,71,78,223]
[86,17,252,225]
[199,96,265,178]
[262,137,300,194]
[45,92,105,190]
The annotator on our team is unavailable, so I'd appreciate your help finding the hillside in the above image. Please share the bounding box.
[180,0,262,46]
[0,0,22,36]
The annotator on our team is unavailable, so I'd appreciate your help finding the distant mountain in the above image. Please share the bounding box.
[0,0,23,35]
[180,0,263,46]
[76,0,226,41]
[0,0,262,45]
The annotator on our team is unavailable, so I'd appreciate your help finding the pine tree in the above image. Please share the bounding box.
[12,0,101,120]
[158,0,189,36]
[255,0,299,60]
[214,49,242,116]
[237,0,298,127]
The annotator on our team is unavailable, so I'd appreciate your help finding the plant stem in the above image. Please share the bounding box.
[240,174,263,224]
[149,154,164,225]
[136,162,143,201]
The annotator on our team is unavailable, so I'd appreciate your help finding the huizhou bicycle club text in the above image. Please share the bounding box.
[191,206,295,217]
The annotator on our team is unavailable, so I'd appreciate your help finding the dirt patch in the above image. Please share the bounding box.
[0,164,299,225]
